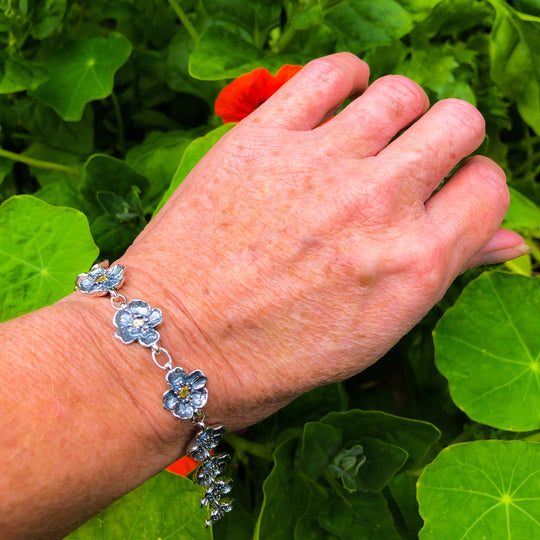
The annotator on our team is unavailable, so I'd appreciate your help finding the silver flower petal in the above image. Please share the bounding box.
[138,328,160,347]
[167,367,186,389]
[163,390,178,410]
[188,371,208,390]
[116,326,136,344]
[148,308,163,326]
[173,401,194,419]
[190,389,209,409]
[130,299,152,316]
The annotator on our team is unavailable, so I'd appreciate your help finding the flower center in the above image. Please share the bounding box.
[179,384,190,399]
[132,316,146,328]
[95,275,107,283]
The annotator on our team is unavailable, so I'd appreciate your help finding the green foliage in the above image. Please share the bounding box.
[434,271,540,432]
[256,412,438,539]
[417,440,540,539]
[65,471,211,540]
[0,195,98,322]
[0,1,539,539]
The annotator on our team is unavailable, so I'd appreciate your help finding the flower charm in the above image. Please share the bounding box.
[196,454,231,488]
[113,299,162,347]
[76,262,124,295]
[163,367,208,420]
[206,499,233,527]
[188,425,227,461]
[201,478,233,507]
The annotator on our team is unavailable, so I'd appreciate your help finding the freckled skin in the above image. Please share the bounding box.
[120,55,518,431]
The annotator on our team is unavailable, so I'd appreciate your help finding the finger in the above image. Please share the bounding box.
[316,75,429,157]
[378,98,486,201]
[425,156,511,273]
[246,53,370,131]
[463,228,531,271]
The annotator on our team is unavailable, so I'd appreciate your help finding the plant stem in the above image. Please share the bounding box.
[225,432,274,461]
[167,0,199,42]
[0,147,81,178]
[276,23,296,53]
[110,92,125,153]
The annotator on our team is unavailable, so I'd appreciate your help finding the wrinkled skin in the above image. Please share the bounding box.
[117,53,525,432]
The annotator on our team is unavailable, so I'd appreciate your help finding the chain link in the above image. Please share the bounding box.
[109,290,127,309]
[151,345,173,370]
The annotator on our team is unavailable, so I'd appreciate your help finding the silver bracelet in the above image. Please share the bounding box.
[75,261,233,527]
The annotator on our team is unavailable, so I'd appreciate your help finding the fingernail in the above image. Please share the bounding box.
[481,243,532,265]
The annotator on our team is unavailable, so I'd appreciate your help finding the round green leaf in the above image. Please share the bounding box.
[418,440,540,539]
[31,34,132,121]
[434,271,540,431]
[0,195,98,322]
[66,471,211,539]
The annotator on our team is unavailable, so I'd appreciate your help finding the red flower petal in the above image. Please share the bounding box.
[215,65,303,123]
[166,455,199,476]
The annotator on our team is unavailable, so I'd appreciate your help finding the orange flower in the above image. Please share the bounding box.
[215,65,303,123]
[166,455,199,476]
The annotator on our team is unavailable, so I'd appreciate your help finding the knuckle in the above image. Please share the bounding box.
[368,75,428,121]
[302,57,353,89]
[435,98,486,138]
[410,239,449,296]
[465,158,510,210]
[376,74,426,101]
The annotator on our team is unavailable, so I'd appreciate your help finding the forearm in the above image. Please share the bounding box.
[0,278,199,539]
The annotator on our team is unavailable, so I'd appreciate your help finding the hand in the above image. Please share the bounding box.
[118,53,525,432]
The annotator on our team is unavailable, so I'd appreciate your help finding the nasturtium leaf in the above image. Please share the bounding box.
[66,471,210,539]
[81,154,149,208]
[89,214,141,262]
[347,437,408,493]
[189,25,261,80]
[489,0,540,135]
[0,195,98,322]
[418,0,493,37]
[434,271,540,431]
[31,34,132,121]
[418,440,540,540]
[22,142,84,187]
[29,0,67,39]
[167,31,216,102]
[294,487,401,540]
[19,102,94,155]
[36,182,95,219]
[320,410,440,469]
[299,422,408,493]
[256,437,310,540]
[0,55,48,93]
[202,0,281,37]
[292,5,323,30]
[322,0,437,52]
[299,422,344,480]
[126,129,201,209]
[154,124,234,215]
[503,186,540,237]
[387,472,423,536]
[189,25,300,81]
